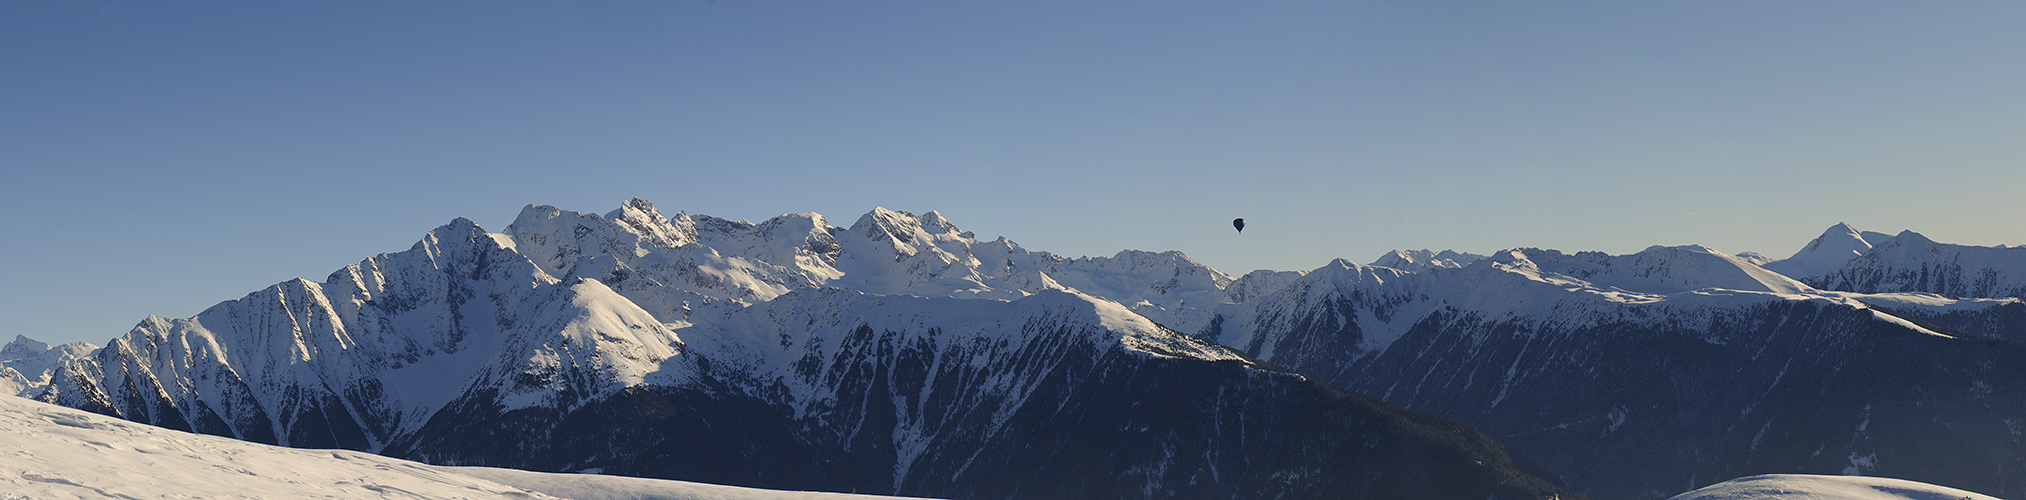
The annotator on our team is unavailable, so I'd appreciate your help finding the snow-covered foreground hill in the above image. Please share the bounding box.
[1668,474,2000,500]
[0,394,919,500]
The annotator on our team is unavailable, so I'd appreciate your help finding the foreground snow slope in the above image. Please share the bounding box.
[0,394,917,500]
[1668,474,1999,500]
[446,467,933,500]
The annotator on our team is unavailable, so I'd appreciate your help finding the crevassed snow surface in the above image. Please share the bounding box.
[1669,474,1998,500]
[0,395,920,500]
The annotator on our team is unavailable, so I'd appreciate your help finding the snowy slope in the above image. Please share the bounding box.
[1732,252,1773,266]
[0,394,914,500]
[37,218,607,450]
[448,466,932,500]
[382,284,1572,499]
[1669,474,2000,500]
[1512,245,1814,296]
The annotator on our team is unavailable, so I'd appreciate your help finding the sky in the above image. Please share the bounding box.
[3,1,2023,346]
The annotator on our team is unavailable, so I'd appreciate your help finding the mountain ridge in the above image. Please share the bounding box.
[24,199,1579,500]
[18,207,2024,499]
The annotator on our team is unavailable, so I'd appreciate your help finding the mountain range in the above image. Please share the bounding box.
[9,199,2022,499]
[15,200,1569,500]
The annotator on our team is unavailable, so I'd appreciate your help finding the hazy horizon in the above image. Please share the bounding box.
[5,2,2022,345]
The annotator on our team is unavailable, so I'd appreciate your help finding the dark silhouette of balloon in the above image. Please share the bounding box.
[1233,218,1245,233]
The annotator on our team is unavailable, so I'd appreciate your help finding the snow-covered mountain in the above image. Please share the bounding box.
[1370,249,1487,273]
[504,200,1236,334]
[0,335,94,397]
[0,394,922,500]
[27,199,1574,500]
[1807,229,2026,299]
[1201,242,2026,499]
[24,203,2022,500]
[1762,223,1895,278]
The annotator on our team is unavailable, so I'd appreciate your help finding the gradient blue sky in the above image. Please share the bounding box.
[5,2,2023,346]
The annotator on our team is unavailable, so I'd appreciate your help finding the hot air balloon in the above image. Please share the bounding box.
[1233,218,1245,233]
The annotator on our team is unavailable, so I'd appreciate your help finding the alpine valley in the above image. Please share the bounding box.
[9,200,2024,500]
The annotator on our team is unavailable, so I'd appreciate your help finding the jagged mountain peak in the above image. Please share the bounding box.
[1074,249,1229,281]
[849,206,973,244]
[605,198,695,250]
[1371,248,1488,273]
[1223,268,1307,304]
[2,335,49,360]
[433,217,489,240]
[1303,258,1415,290]
[0,334,94,397]
[915,210,960,235]
[493,201,1258,320]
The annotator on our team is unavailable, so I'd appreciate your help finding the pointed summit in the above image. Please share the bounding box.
[605,198,693,249]
[0,335,48,361]
[1762,223,1896,279]
[1809,228,2026,298]
[850,207,946,246]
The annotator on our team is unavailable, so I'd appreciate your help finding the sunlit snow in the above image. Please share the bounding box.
[0,395,920,500]
[1668,474,1999,500]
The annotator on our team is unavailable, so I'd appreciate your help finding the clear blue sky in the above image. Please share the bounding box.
[4,2,2023,346]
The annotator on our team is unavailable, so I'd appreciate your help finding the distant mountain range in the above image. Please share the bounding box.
[8,200,2022,499]
[1202,243,2026,499]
